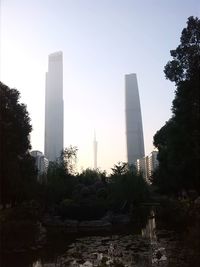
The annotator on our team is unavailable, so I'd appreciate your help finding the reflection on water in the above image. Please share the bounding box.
[30,210,167,267]
[142,210,167,265]
[53,235,150,266]
[2,208,198,267]
[142,210,157,243]
[32,261,55,267]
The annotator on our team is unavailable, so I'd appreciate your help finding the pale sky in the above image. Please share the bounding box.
[1,0,199,173]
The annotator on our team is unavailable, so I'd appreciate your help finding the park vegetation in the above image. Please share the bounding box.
[153,16,200,195]
[0,82,149,221]
[0,16,199,252]
[0,81,149,250]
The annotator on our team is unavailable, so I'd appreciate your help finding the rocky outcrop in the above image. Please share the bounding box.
[42,213,130,233]
[63,219,78,232]
[111,214,130,225]
[79,220,111,232]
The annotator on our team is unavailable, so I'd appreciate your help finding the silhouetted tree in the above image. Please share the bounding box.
[78,168,106,185]
[45,146,78,205]
[109,162,148,210]
[111,162,130,176]
[60,145,78,175]
[0,82,36,206]
[153,16,200,193]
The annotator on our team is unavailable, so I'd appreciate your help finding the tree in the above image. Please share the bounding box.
[164,16,200,84]
[60,145,78,175]
[109,162,148,210]
[153,17,200,193]
[0,82,36,205]
[78,168,100,185]
[45,146,78,205]
[111,162,131,176]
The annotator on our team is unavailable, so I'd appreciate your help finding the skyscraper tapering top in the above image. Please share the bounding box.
[125,73,145,165]
[45,51,64,162]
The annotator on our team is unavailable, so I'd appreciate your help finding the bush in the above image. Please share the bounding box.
[109,173,149,210]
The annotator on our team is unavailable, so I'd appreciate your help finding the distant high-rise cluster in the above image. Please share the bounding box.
[136,151,159,182]
[125,73,145,165]
[44,51,64,162]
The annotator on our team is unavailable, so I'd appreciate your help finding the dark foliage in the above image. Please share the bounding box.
[109,162,149,211]
[0,82,37,205]
[0,83,149,220]
[153,16,200,194]
[43,161,148,220]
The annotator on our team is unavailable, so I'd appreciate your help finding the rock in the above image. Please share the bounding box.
[152,247,167,263]
[101,212,130,225]
[33,261,42,267]
[79,220,111,232]
[101,212,113,223]
[42,216,64,227]
[81,261,93,267]
[64,219,78,227]
[63,219,78,232]
[112,214,130,225]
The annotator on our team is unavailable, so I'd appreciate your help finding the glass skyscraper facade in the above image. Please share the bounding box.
[45,51,64,162]
[125,73,145,165]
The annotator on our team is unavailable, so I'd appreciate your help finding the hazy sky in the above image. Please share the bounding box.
[1,0,199,172]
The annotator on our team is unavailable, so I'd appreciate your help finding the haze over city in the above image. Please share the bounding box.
[1,0,199,172]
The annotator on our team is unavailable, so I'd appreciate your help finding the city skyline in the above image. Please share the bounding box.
[45,51,64,162]
[1,1,199,172]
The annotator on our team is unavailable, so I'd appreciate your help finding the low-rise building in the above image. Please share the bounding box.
[136,151,159,182]
[136,156,148,180]
[30,150,49,182]
[147,151,159,179]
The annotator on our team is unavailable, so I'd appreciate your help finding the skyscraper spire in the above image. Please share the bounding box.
[93,130,98,169]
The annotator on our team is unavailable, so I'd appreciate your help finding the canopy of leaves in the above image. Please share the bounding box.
[111,162,136,176]
[164,16,200,84]
[109,162,148,210]
[60,145,78,175]
[153,16,200,194]
[0,82,36,205]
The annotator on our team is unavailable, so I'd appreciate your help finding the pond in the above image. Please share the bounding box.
[1,208,200,267]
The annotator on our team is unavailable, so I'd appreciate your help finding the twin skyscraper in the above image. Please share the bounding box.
[44,52,145,166]
[45,52,64,162]
[125,73,145,165]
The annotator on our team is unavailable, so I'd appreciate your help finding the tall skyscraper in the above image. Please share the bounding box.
[45,51,64,162]
[93,130,98,169]
[125,73,145,165]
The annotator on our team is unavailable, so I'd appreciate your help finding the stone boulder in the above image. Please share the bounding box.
[112,214,130,225]
[63,219,78,232]
[79,220,111,232]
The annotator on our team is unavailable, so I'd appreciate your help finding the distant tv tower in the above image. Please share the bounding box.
[94,130,98,169]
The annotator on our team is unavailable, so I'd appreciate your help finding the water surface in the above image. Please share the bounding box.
[2,210,199,267]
